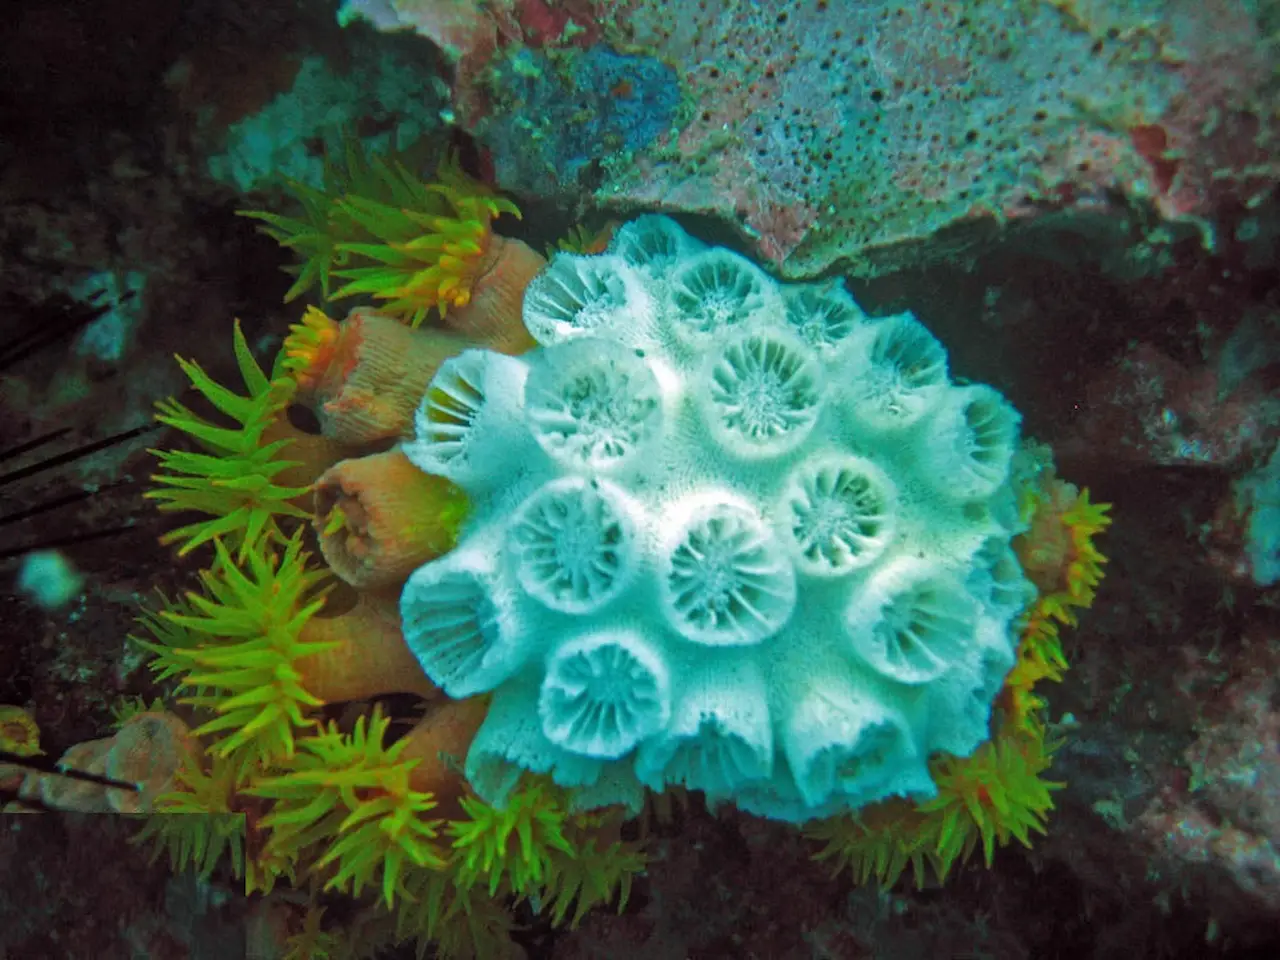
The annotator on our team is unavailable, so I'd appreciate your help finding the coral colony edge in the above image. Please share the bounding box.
[0,154,1112,957]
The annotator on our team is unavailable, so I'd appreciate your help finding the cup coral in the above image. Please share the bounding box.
[394,218,1043,825]
[285,307,475,445]
[240,146,521,329]
[313,448,468,589]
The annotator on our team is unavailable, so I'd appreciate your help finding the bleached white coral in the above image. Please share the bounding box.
[523,337,664,473]
[845,559,978,685]
[781,278,866,352]
[666,248,783,349]
[400,543,528,698]
[404,349,531,489]
[840,312,948,431]
[778,454,896,577]
[522,254,653,347]
[539,629,671,759]
[659,494,796,647]
[919,384,1021,499]
[698,328,825,458]
[507,477,638,614]
[399,217,1032,823]
[608,213,705,271]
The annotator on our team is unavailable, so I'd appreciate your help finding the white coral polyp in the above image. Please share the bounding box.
[842,312,948,431]
[921,384,1021,499]
[782,279,867,351]
[846,559,979,685]
[779,454,896,577]
[523,337,664,473]
[507,477,637,614]
[636,660,774,798]
[539,630,671,759]
[608,213,704,270]
[395,217,1028,823]
[660,494,796,647]
[404,349,530,489]
[700,328,824,458]
[667,248,782,348]
[967,538,1035,619]
[522,254,650,346]
[400,548,525,698]
[784,678,926,809]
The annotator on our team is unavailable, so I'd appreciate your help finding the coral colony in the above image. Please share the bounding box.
[14,150,1108,956]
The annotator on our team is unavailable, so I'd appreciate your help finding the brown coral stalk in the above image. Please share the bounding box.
[399,696,490,818]
[298,309,474,446]
[258,415,350,496]
[313,448,466,590]
[295,592,439,704]
[444,234,543,355]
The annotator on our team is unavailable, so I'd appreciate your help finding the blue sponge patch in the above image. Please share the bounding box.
[482,45,681,194]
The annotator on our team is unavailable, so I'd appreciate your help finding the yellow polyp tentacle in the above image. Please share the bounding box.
[283,307,341,390]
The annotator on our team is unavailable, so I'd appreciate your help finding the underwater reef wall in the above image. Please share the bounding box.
[341,0,1280,278]
[2,1,1278,957]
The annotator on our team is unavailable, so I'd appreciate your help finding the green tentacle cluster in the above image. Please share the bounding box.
[450,780,575,896]
[240,145,519,328]
[146,320,310,558]
[247,707,447,909]
[134,534,333,774]
[131,749,250,884]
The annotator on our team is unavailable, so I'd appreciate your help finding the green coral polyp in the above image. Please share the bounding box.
[447,779,643,925]
[136,534,332,772]
[133,751,249,884]
[249,707,447,909]
[450,781,577,896]
[241,146,520,328]
[922,734,1062,872]
[146,320,310,558]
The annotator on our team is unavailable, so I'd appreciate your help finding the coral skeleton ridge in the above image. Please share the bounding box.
[398,216,1031,823]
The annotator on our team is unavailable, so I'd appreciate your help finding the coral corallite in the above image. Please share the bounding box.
[384,216,1036,823]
